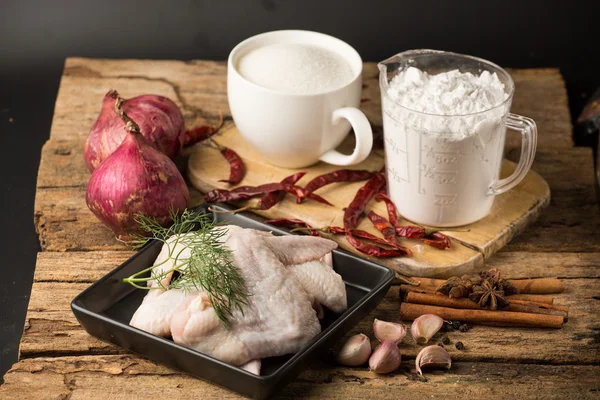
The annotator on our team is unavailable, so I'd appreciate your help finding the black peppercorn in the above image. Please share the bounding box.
[455,341,465,350]
[451,320,461,330]
[459,324,471,332]
[442,336,451,345]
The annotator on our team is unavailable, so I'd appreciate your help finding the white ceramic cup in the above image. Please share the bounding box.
[227,30,373,169]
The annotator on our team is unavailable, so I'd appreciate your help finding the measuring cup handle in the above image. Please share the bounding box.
[319,107,373,166]
[488,113,538,195]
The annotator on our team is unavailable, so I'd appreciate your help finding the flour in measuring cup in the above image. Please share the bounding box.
[388,67,508,118]
[382,67,511,226]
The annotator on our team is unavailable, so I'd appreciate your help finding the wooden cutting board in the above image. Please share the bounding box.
[188,125,550,278]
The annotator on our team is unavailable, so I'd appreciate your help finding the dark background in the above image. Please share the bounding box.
[1,0,599,379]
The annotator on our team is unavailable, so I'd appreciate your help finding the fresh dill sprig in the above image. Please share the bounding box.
[123,208,249,329]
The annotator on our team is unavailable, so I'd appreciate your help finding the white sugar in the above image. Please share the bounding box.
[237,43,354,94]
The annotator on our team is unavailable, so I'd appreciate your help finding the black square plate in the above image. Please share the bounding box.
[71,204,394,399]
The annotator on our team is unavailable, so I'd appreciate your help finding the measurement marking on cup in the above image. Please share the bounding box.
[422,165,457,185]
[387,166,404,184]
[385,132,409,183]
[433,194,458,223]
[424,146,459,164]
[436,137,453,150]
[434,194,457,206]
[386,137,406,156]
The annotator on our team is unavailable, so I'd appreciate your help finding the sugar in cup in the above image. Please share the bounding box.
[228,30,373,169]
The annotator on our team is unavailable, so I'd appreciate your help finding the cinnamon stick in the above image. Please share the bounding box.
[509,299,568,313]
[399,284,436,296]
[404,292,568,321]
[509,278,565,294]
[411,278,443,287]
[412,277,565,294]
[400,302,564,329]
[505,294,554,304]
[399,285,556,304]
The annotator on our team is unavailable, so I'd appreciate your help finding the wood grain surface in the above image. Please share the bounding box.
[17,252,600,365]
[1,58,599,399]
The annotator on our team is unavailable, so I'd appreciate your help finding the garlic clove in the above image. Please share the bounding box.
[369,340,401,374]
[373,318,407,344]
[410,314,444,344]
[336,334,372,366]
[415,345,451,376]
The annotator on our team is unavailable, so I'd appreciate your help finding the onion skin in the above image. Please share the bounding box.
[84,90,184,172]
[86,129,189,240]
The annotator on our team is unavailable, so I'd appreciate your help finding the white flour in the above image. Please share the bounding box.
[388,67,507,117]
[237,43,354,94]
[382,67,511,226]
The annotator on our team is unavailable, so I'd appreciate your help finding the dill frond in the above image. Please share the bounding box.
[123,209,248,329]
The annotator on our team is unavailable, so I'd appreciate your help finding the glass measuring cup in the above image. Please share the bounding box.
[378,50,537,227]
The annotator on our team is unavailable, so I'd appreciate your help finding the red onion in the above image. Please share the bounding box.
[86,95,189,240]
[84,90,184,172]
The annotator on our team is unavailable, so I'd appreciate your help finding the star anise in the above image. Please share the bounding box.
[436,275,474,298]
[479,268,500,282]
[479,268,519,296]
[496,278,519,296]
[468,279,509,310]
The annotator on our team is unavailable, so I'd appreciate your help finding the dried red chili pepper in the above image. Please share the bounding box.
[350,229,396,248]
[396,225,426,238]
[395,225,452,249]
[263,218,319,236]
[343,173,387,230]
[218,147,245,185]
[345,232,411,258]
[326,226,346,235]
[375,193,401,229]
[300,225,379,243]
[297,169,376,204]
[259,172,306,210]
[292,225,397,248]
[204,182,284,203]
[366,211,397,246]
[341,173,409,258]
[376,194,428,238]
[423,232,452,249]
[264,218,309,227]
[375,193,450,246]
[184,111,225,147]
[286,186,333,206]
[278,221,407,252]
[304,191,333,206]
[183,126,216,146]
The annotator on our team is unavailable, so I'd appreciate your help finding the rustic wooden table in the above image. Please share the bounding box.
[1,58,599,399]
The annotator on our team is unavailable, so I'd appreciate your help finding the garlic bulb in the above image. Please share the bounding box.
[336,334,371,366]
[410,314,444,344]
[373,319,407,344]
[369,340,401,374]
[415,345,451,376]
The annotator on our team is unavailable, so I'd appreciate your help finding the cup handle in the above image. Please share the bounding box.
[488,113,538,195]
[319,107,373,166]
